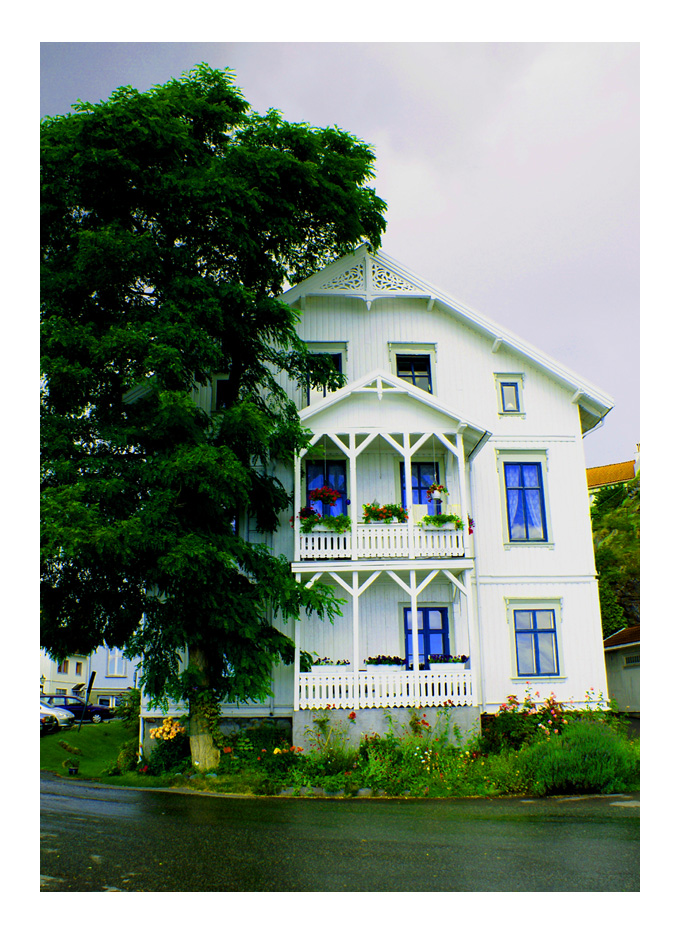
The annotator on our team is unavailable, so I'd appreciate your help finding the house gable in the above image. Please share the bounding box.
[283,244,614,435]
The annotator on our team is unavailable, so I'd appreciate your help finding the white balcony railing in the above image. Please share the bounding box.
[298,669,475,709]
[298,523,464,561]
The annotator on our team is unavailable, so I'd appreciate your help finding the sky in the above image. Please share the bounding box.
[40,41,640,468]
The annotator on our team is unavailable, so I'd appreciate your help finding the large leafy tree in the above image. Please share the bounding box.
[41,65,387,767]
[591,475,640,638]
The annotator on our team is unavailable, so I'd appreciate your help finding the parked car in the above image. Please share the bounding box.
[41,694,115,724]
[40,701,75,730]
[40,709,59,735]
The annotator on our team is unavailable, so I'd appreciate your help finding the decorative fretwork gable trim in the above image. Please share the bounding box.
[306,250,426,309]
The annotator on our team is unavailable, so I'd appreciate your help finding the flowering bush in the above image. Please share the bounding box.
[362,503,408,523]
[147,717,190,774]
[149,716,186,742]
[309,486,341,505]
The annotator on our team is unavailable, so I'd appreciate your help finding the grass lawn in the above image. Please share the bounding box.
[41,719,139,781]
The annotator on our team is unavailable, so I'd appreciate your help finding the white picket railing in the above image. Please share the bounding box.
[298,523,464,561]
[298,669,475,709]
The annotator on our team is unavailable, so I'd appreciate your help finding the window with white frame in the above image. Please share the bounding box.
[495,373,525,415]
[506,600,562,678]
[57,660,69,674]
[304,342,347,406]
[497,450,552,545]
[389,343,437,395]
[107,647,126,677]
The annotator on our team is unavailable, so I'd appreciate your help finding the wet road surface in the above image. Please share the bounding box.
[40,773,639,891]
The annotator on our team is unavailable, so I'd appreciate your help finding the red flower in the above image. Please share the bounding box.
[348,711,356,720]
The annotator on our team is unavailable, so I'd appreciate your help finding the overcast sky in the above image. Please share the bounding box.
[40,42,639,468]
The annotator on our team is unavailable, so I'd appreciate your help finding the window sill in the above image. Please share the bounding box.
[511,676,566,682]
[504,541,554,550]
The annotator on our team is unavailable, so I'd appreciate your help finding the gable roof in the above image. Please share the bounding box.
[282,244,614,433]
[586,460,637,490]
[603,625,640,649]
[299,368,490,453]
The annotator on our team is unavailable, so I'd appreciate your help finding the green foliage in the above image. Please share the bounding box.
[591,476,640,636]
[478,691,569,754]
[362,503,408,523]
[299,513,352,534]
[146,736,191,775]
[418,513,464,529]
[40,64,385,719]
[519,720,640,795]
[117,688,141,729]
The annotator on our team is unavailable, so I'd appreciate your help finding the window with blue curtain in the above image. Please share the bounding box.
[504,462,547,540]
[306,461,347,516]
[514,609,559,676]
[400,462,441,515]
[403,608,450,668]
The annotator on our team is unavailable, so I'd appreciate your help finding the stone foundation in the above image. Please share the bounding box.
[292,705,480,752]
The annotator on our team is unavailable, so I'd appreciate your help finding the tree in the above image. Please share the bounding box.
[590,475,640,638]
[41,65,387,768]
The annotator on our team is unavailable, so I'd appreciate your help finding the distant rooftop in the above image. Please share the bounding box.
[603,625,640,649]
[586,460,637,490]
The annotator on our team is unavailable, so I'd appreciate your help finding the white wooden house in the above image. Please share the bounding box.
[141,244,613,747]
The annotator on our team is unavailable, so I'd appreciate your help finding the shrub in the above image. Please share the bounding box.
[146,736,191,775]
[519,720,640,795]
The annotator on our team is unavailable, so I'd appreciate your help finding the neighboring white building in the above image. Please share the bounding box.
[141,245,613,746]
[603,625,640,714]
[41,646,140,709]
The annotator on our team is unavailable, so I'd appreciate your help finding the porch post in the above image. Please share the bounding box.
[409,569,420,703]
[293,454,302,562]
[352,570,360,708]
[349,434,358,560]
[404,434,414,559]
[293,573,301,712]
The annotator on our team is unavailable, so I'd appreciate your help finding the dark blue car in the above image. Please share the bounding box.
[41,694,115,724]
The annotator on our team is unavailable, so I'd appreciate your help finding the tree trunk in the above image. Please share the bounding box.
[188,646,221,772]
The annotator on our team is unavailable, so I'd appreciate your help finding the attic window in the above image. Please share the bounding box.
[495,373,525,416]
[396,355,432,393]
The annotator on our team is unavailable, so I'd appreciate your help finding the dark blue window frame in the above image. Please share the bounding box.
[400,462,442,516]
[403,607,450,668]
[306,461,347,517]
[500,381,520,412]
[513,609,559,676]
[504,462,547,541]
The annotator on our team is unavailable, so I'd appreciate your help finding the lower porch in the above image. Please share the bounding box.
[298,667,475,709]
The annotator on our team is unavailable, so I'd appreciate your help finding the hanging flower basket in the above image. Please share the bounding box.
[426,483,448,502]
[309,486,341,506]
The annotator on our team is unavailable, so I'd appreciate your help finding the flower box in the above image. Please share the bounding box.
[366,664,403,671]
[428,662,466,672]
[312,665,351,673]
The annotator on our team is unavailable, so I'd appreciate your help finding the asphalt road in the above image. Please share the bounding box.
[40,773,639,892]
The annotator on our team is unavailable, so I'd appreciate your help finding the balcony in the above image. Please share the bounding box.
[298,667,475,709]
[298,523,465,561]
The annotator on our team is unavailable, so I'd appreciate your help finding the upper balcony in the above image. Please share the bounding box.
[298,522,465,561]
